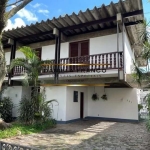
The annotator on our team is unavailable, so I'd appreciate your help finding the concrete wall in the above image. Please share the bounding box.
[5,52,11,65]
[3,86,23,117]
[124,32,135,74]
[5,50,25,65]
[66,87,88,121]
[43,86,67,121]
[42,43,69,60]
[41,33,122,60]
[87,87,138,120]
[90,33,123,55]
[2,86,138,121]
[5,33,133,74]
[22,87,31,99]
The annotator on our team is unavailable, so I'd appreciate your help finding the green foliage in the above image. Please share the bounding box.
[132,19,150,131]
[18,89,58,125]
[10,47,57,125]
[0,97,13,122]
[138,104,143,112]
[132,61,147,86]
[0,86,7,100]
[142,41,150,60]
[10,46,51,87]
[0,120,56,139]
[0,86,13,122]
[138,20,150,43]
[92,93,99,101]
[143,94,150,131]
[146,118,150,131]
[18,96,35,124]
[101,94,107,100]
[146,93,150,116]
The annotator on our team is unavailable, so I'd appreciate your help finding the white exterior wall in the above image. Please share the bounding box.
[3,86,23,117]
[5,52,11,65]
[5,50,25,65]
[41,33,122,60]
[66,87,88,121]
[43,86,67,121]
[90,33,123,55]
[22,87,31,99]
[87,87,138,120]
[124,32,135,74]
[5,33,134,74]
[42,43,69,60]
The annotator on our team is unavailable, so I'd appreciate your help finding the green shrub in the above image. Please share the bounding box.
[18,96,35,124]
[138,104,143,112]
[0,120,56,139]
[0,97,13,122]
[18,92,57,125]
[146,118,150,131]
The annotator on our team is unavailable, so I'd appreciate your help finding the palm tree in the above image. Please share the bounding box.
[133,20,150,86]
[10,46,45,88]
[133,19,150,130]
[10,46,57,124]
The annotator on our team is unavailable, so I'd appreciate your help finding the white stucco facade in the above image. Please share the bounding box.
[4,86,138,122]
[3,31,138,123]
[124,31,135,74]
[66,86,88,120]
[47,86,138,122]
[40,33,123,61]
[87,87,138,120]
[43,86,67,121]
[5,50,25,65]
[2,86,23,117]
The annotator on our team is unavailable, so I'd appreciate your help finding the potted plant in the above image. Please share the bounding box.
[138,104,143,120]
[101,94,107,100]
[92,93,99,101]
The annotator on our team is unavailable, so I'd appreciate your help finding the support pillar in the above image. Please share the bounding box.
[117,13,124,81]
[53,28,61,84]
[8,39,16,86]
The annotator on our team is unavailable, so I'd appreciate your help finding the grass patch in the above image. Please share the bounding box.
[0,119,56,139]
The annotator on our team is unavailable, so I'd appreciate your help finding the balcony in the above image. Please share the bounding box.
[10,52,123,76]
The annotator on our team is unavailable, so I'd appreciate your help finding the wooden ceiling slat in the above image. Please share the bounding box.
[2,0,143,48]
[78,10,93,31]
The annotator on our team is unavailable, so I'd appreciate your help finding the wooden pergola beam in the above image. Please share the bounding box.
[16,30,53,41]
[60,10,143,31]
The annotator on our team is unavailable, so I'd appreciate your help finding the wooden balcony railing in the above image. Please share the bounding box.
[9,52,123,76]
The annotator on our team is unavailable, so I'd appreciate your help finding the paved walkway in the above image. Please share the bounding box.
[1,120,150,150]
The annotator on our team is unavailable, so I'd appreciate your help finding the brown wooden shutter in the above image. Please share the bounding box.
[80,41,89,70]
[70,42,78,57]
[80,41,89,56]
[69,40,89,71]
[34,48,41,60]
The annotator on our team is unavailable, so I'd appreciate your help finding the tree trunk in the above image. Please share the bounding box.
[0,119,11,130]
[0,35,6,90]
[0,0,32,91]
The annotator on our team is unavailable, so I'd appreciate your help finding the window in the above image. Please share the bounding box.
[33,48,41,60]
[69,40,89,58]
[73,91,78,102]
[69,40,89,71]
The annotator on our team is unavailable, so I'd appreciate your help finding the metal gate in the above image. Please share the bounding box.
[0,141,36,150]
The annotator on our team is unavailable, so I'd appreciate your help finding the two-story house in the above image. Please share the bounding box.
[2,0,145,123]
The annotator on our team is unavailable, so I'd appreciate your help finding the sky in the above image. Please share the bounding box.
[5,0,150,30]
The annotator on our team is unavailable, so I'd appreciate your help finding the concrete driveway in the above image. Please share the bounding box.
[2,120,150,150]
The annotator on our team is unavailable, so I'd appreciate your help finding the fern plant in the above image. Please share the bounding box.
[0,97,13,122]
[18,88,58,125]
